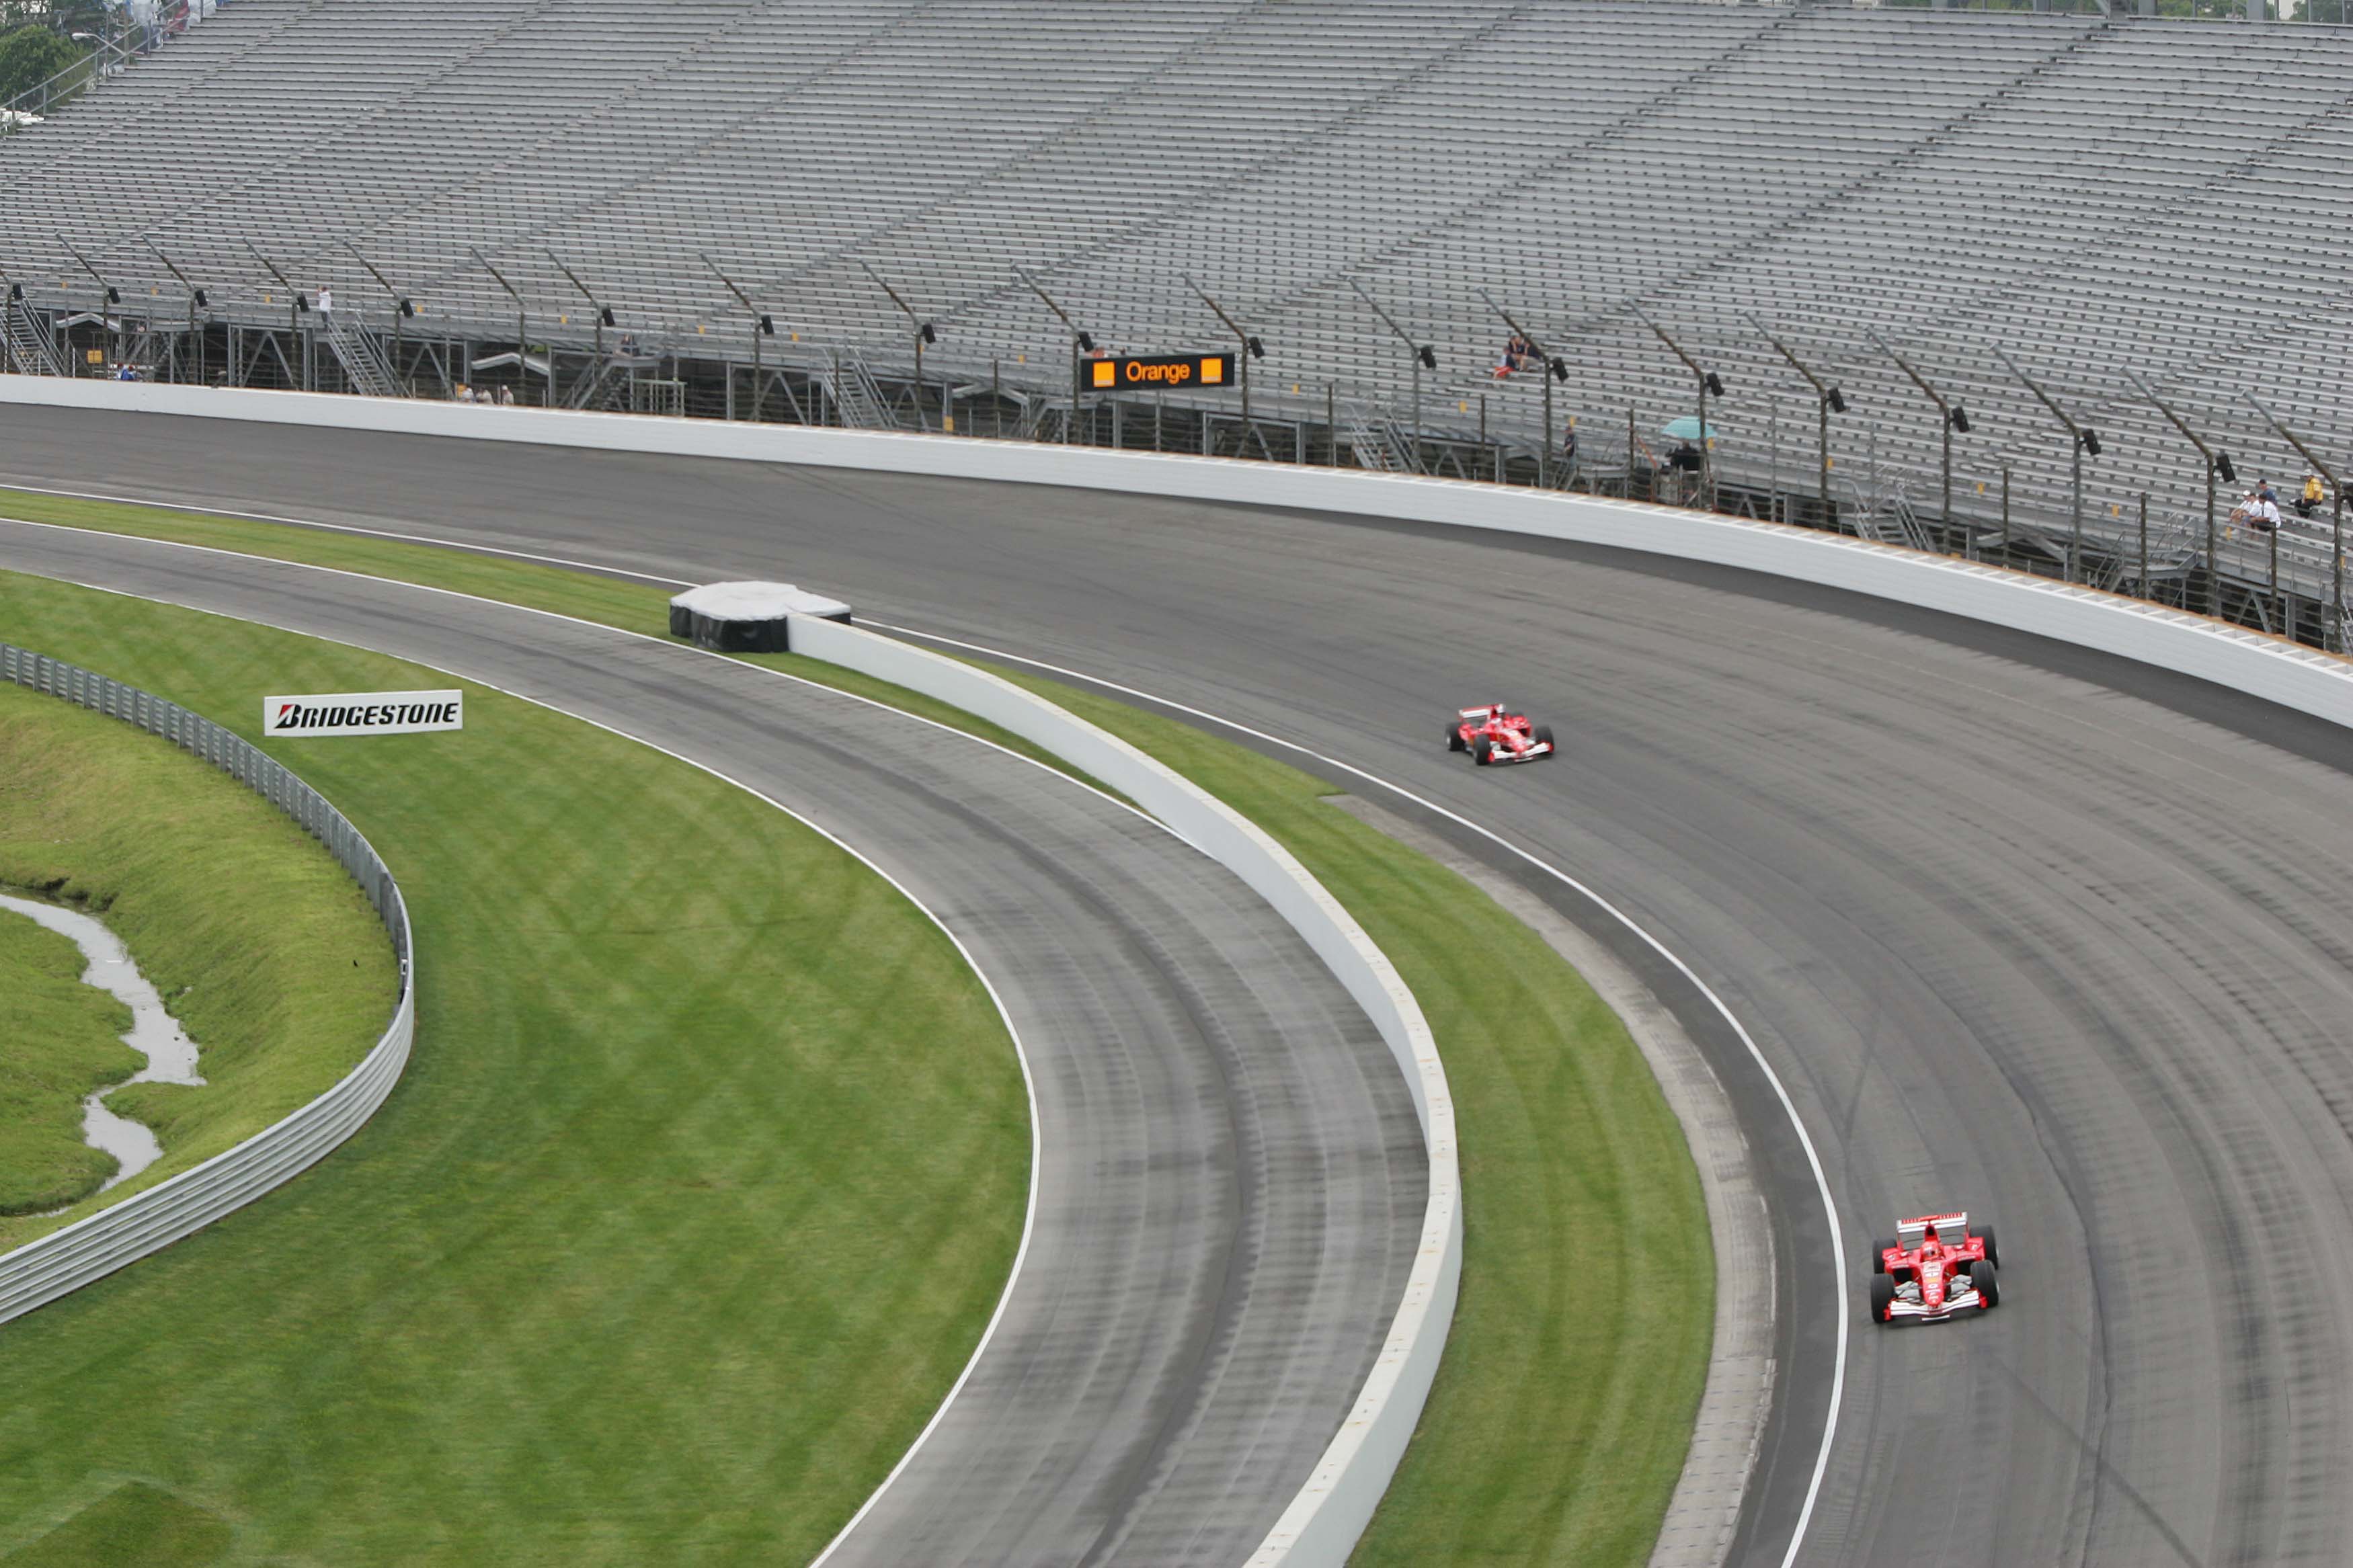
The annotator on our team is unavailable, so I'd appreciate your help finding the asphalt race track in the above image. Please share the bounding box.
[0,518,1424,1568]
[9,409,2353,1566]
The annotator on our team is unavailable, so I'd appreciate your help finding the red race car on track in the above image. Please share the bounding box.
[1870,1212,2000,1325]
[1447,704,1556,766]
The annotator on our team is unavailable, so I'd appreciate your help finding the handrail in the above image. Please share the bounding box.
[0,643,415,1324]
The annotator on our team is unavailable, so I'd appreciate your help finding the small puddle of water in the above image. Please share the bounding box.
[1,892,204,1194]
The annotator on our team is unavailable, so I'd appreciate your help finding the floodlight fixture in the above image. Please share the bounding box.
[2215,452,2237,485]
[1826,385,1847,415]
[1949,405,1970,434]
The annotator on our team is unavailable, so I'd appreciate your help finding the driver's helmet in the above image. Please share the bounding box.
[1489,704,1506,720]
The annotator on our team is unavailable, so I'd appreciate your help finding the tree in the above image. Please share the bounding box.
[0,22,85,104]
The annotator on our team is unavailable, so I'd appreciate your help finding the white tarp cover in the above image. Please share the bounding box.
[668,581,850,622]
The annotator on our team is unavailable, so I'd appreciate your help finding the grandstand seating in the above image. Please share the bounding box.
[4,0,2351,557]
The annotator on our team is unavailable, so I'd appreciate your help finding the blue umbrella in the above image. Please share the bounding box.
[1660,416,1717,442]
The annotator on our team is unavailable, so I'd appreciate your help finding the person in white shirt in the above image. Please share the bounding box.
[2249,493,2282,532]
[315,286,333,319]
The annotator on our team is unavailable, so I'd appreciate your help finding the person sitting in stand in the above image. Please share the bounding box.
[2299,472,2324,520]
[1493,333,1535,379]
[2248,489,2283,533]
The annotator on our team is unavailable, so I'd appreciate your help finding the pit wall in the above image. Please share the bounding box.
[783,615,1458,1568]
[0,643,414,1326]
[5,377,2348,726]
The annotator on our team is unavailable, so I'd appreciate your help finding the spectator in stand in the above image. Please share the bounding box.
[2249,489,2282,533]
[1494,333,1535,379]
[315,285,333,319]
[2299,472,2323,520]
[496,383,516,407]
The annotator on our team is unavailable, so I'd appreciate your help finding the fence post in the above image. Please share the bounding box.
[2001,466,2011,563]
[2139,491,2148,601]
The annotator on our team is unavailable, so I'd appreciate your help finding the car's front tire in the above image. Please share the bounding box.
[1447,718,1467,752]
[1533,723,1556,757]
[1473,738,1493,766]
[1970,1258,1999,1308]
[1869,1273,1896,1323]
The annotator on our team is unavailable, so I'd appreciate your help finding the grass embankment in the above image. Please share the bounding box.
[2,487,1714,1566]
[0,682,395,1243]
[0,572,1027,1566]
[0,907,136,1214]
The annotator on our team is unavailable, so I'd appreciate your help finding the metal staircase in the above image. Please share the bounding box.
[1343,405,1414,472]
[834,352,893,429]
[2,298,60,376]
[322,313,401,397]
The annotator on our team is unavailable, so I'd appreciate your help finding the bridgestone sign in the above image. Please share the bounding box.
[265,689,463,739]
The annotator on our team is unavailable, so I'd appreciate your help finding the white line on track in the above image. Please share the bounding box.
[867,618,1851,1568]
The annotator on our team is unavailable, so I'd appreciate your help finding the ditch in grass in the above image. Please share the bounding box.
[0,572,1028,1566]
[3,487,1716,1567]
[0,681,395,1243]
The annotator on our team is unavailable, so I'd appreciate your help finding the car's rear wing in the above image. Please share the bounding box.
[1457,706,1494,720]
[1897,1212,1969,1247]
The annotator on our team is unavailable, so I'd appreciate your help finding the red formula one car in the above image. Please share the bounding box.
[1446,704,1556,766]
[1870,1212,2000,1325]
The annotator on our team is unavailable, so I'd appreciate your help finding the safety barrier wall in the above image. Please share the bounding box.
[6,377,2351,728]
[0,643,414,1324]
[783,615,1460,1568]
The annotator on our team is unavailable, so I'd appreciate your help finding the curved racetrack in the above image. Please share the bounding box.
[6,409,2353,1567]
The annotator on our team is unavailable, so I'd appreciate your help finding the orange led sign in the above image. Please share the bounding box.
[1088,352,1236,390]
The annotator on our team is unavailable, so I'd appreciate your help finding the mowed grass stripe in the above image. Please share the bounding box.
[0,572,1027,1566]
[0,906,137,1216]
[5,489,1716,1567]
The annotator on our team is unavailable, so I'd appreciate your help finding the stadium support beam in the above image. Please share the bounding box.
[1476,290,1568,489]
[244,239,310,391]
[2245,391,2342,649]
[468,247,531,405]
[857,259,936,432]
[1184,274,1267,453]
[1753,315,1843,531]
[701,254,776,424]
[1996,346,2099,585]
[1644,306,1727,512]
[342,240,416,393]
[56,233,120,375]
[1015,265,1096,447]
[547,249,618,403]
[1349,278,1437,474]
[2126,370,2232,620]
[143,236,207,387]
[1868,329,1971,559]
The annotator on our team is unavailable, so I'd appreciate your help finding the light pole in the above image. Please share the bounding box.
[1995,346,2100,585]
[341,239,415,393]
[1867,328,1971,557]
[856,259,936,431]
[2246,390,2342,648]
[1753,315,1845,530]
[548,249,616,410]
[469,247,532,405]
[1477,290,1569,489]
[245,239,311,389]
[1184,273,1266,449]
[2126,370,2233,620]
[56,233,120,376]
[143,237,207,385]
[1015,265,1096,446]
[1642,307,1726,511]
[702,254,776,423]
[1349,278,1437,474]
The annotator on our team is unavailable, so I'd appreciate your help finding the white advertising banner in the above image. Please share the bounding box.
[265,689,463,739]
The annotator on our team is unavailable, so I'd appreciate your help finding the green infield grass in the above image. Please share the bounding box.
[1,486,1713,1567]
[0,570,1027,1567]
[0,679,395,1245]
[0,905,137,1215]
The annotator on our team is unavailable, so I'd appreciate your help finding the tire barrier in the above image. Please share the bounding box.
[0,643,413,1325]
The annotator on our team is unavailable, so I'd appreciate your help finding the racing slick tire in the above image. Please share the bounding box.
[1473,738,1494,767]
[1869,1273,1897,1324]
[1871,1237,1897,1274]
[1447,718,1467,752]
[1975,1225,1999,1268]
[1533,724,1556,757]
[1970,1259,1999,1308]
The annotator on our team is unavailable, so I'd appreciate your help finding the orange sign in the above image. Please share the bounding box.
[1089,352,1236,390]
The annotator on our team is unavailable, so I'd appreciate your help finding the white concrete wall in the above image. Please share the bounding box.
[785,615,1460,1568]
[8,377,2348,728]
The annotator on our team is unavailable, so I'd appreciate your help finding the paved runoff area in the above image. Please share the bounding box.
[0,518,1423,1567]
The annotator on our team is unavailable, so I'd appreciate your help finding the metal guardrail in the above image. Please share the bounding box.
[0,643,414,1325]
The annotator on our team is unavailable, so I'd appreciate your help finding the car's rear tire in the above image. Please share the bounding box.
[1533,723,1556,757]
[1447,718,1466,752]
[1869,1273,1896,1323]
[1970,1259,1999,1308]
[1975,1225,1999,1268]
[1871,1237,1897,1275]
[1473,738,1493,767]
